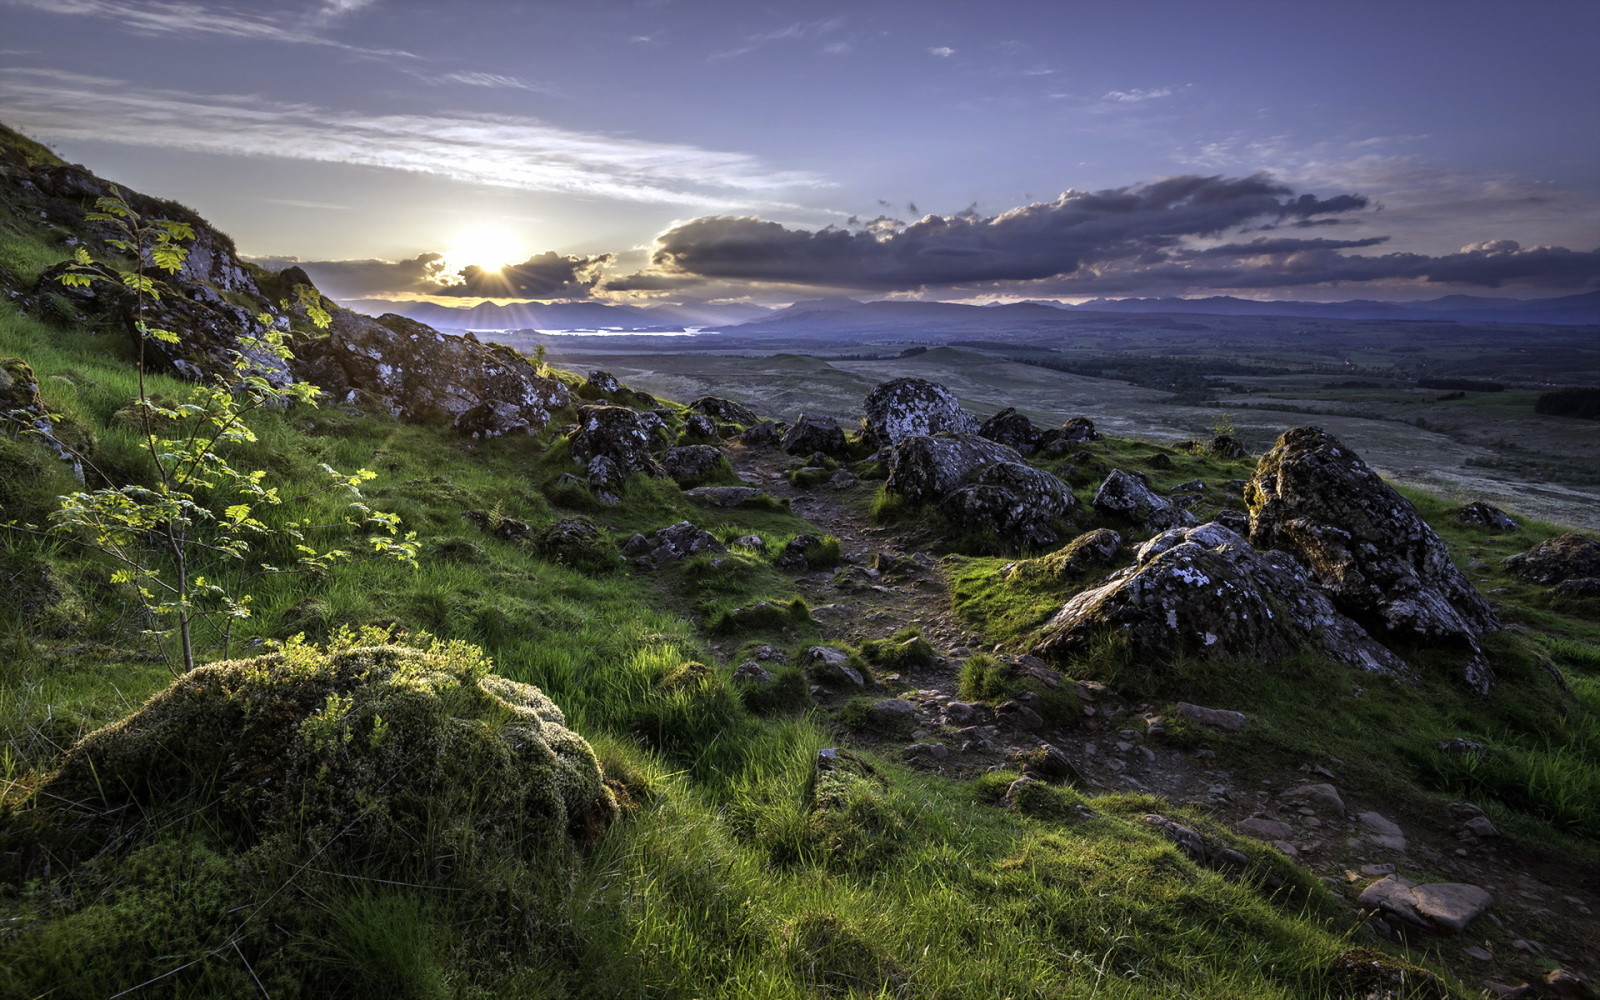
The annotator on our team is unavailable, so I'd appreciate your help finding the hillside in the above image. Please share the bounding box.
[2,123,1599,999]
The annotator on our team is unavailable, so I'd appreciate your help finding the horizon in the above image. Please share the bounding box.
[3,0,1598,310]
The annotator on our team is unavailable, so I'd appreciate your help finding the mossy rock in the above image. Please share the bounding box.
[15,632,617,884]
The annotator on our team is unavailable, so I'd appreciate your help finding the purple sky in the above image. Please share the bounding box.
[3,0,1597,306]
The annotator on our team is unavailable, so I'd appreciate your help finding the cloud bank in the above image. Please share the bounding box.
[256,249,611,301]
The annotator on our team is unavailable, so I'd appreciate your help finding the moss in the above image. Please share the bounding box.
[858,629,936,671]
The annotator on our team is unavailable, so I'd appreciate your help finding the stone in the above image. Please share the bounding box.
[1208,434,1247,459]
[581,370,624,398]
[0,357,83,480]
[739,419,786,448]
[1030,523,1409,677]
[1411,882,1494,932]
[681,413,719,441]
[1176,702,1248,732]
[689,395,759,425]
[1463,945,1493,962]
[942,701,977,725]
[977,406,1039,452]
[626,521,726,568]
[531,516,619,571]
[1010,529,1123,582]
[1092,469,1196,531]
[868,698,917,725]
[732,533,766,550]
[777,534,830,570]
[1236,817,1295,841]
[568,405,666,497]
[781,412,848,457]
[1246,426,1498,692]
[1141,814,1250,873]
[996,700,1044,731]
[732,662,773,684]
[905,742,950,761]
[1463,815,1500,839]
[861,377,979,448]
[1504,534,1600,585]
[884,433,1024,505]
[1357,811,1408,852]
[939,461,1080,547]
[295,310,571,438]
[1282,782,1345,815]
[1542,970,1596,1000]
[750,644,788,663]
[660,444,727,486]
[806,646,864,687]
[1455,501,1520,531]
[686,487,766,508]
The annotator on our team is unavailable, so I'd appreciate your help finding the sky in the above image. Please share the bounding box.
[2,0,1598,308]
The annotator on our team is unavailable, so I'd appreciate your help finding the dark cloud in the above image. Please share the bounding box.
[648,174,1368,289]
[251,252,448,300]
[433,251,613,298]
[638,174,1596,295]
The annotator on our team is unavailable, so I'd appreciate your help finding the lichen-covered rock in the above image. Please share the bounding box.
[622,520,727,568]
[532,516,620,571]
[1246,426,1497,691]
[685,486,767,508]
[1208,434,1247,459]
[861,377,978,448]
[661,444,727,486]
[689,395,759,425]
[1009,528,1123,582]
[1504,533,1600,585]
[941,462,1080,547]
[568,405,665,503]
[739,419,787,448]
[885,433,1023,505]
[681,412,720,441]
[977,407,1038,452]
[580,370,624,398]
[781,413,848,457]
[1454,501,1519,532]
[1030,522,1409,676]
[1092,469,1196,531]
[20,636,616,879]
[1,357,82,480]
[295,309,571,437]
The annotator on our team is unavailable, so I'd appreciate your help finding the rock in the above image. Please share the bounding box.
[739,420,786,448]
[1357,811,1408,852]
[861,377,979,448]
[868,698,917,725]
[1172,479,1205,493]
[1010,529,1123,582]
[781,412,848,457]
[978,407,1038,452]
[943,701,977,725]
[1057,416,1099,443]
[531,516,620,571]
[681,412,720,441]
[1030,522,1409,677]
[1208,434,1247,459]
[1015,743,1082,783]
[293,310,570,437]
[0,357,83,480]
[1236,817,1295,841]
[689,395,758,425]
[1246,426,1498,692]
[905,742,950,761]
[995,700,1044,731]
[579,369,624,399]
[732,533,766,550]
[1092,469,1196,531]
[1141,814,1250,873]
[940,461,1080,547]
[1504,533,1600,585]
[569,405,665,502]
[1456,501,1519,531]
[660,444,727,486]
[750,644,788,663]
[1282,782,1345,815]
[1542,970,1596,1000]
[777,534,830,570]
[685,486,767,508]
[1176,702,1248,732]
[626,521,726,568]
[1463,815,1500,839]
[806,646,864,687]
[732,662,773,684]
[885,433,1022,504]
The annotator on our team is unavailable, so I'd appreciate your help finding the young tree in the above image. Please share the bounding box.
[51,189,417,673]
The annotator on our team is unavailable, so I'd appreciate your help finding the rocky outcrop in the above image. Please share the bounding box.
[1092,469,1196,532]
[1455,501,1519,531]
[1,357,82,480]
[1504,534,1600,585]
[689,395,759,425]
[861,378,978,448]
[885,433,1022,504]
[887,432,1078,546]
[1036,417,1098,456]
[1030,522,1409,676]
[781,413,848,457]
[531,516,619,572]
[740,420,786,448]
[661,444,727,486]
[621,521,726,568]
[568,405,665,504]
[1246,426,1497,692]
[978,407,1038,452]
[294,310,571,437]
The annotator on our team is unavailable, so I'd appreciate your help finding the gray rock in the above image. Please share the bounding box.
[1093,469,1196,531]
[689,395,759,425]
[862,377,979,448]
[1246,426,1498,692]
[1010,529,1123,582]
[686,486,766,507]
[978,407,1039,452]
[0,358,83,480]
[806,645,864,686]
[569,405,666,487]
[781,413,848,457]
[1357,811,1408,852]
[1236,817,1295,841]
[660,444,726,486]
[869,698,917,724]
[1455,501,1519,531]
[1176,702,1248,732]
[1505,533,1600,585]
[627,521,726,568]
[1142,814,1250,873]
[885,433,1025,505]
[732,662,773,684]
[739,420,785,448]
[940,461,1079,547]
[1463,815,1500,839]
[1411,881,1494,932]
[1282,782,1345,815]
[732,533,766,550]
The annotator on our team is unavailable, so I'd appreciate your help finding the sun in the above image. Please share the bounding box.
[443,226,527,274]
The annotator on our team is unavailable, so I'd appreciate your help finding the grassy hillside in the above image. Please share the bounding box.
[1,126,1597,998]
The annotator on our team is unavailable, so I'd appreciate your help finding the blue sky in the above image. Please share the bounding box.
[3,0,1597,305]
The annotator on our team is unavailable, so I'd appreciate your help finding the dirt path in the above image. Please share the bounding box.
[721,442,1600,993]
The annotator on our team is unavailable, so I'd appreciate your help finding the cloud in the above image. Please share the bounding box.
[713,16,847,59]
[632,174,1599,296]
[423,70,554,93]
[929,46,955,57]
[1103,87,1172,103]
[251,252,450,300]
[253,250,613,301]
[437,251,613,299]
[8,0,416,58]
[0,69,828,208]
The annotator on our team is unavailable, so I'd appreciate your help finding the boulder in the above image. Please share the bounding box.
[531,516,620,572]
[680,412,719,441]
[1207,434,1247,459]
[739,420,786,448]
[1092,469,1196,531]
[295,310,571,437]
[621,520,726,568]
[660,444,727,486]
[0,357,82,480]
[581,370,624,398]
[884,433,1025,505]
[1504,534,1600,585]
[978,407,1039,452]
[1246,426,1498,692]
[1176,702,1247,732]
[1009,528,1123,581]
[861,377,979,448]
[568,405,665,503]
[689,395,759,425]
[781,413,848,457]
[1030,522,1410,676]
[940,461,1080,547]
[684,486,767,508]
[1455,501,1519,531]
[1357,876,1493,934]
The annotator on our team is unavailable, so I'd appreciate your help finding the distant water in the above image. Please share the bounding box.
[466,328,702,338]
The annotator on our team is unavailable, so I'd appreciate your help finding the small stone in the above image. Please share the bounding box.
[1464,815,1500,839]
[1176,701,1248,731]
[1360,863,1396,876]
[942,701,977,725]
[732,662,773,684]
[1412,882,1494,932]
[1237,817,1295,841]
[1463,945,1493,962]
[1283,782,1345,815]
[1357,811,1408,852]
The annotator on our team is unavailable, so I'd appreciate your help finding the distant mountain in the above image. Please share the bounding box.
[341,297,772,332]
[1063,290,1600,325]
